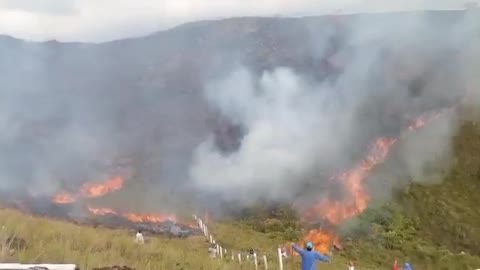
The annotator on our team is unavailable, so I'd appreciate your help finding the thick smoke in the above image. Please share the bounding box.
[190,10,480,208]
[0,9,478,217]
[0,35,212,213]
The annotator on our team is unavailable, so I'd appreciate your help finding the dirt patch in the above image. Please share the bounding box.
[91,265,135,270]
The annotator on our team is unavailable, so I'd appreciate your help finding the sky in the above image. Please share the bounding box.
[0,0,476,42]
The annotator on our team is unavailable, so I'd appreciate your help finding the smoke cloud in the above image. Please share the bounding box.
[189,10,480,208]
[0,6,479,217]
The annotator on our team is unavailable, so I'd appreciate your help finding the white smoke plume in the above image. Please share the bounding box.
[190,10,480,207]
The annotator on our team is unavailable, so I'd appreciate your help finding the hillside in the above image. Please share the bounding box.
[1,117,480,270]
[1,9,480,270]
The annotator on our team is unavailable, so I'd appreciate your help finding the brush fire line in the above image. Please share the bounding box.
[52,176,125,204]
[0,175,200,238]
[299,108,454,253]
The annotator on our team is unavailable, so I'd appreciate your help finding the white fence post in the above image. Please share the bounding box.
[263,255,268,270]
[220,246,223,259]
[238,253,242,263]
[277,248,283,270]
[253,253,258,269]
[209,235,213,243]
[231,253,235,261]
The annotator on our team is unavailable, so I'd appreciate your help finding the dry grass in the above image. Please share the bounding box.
[0,209,358,270]
[0,208,221,270]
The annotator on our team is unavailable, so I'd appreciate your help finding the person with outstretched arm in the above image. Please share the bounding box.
[291,242,331,270]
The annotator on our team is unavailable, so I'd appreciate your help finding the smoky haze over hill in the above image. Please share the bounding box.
[0,10,479,214]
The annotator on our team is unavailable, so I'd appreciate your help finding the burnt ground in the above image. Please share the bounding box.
[0,194,201,238]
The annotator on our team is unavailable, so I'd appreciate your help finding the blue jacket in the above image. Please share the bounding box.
[292,244,331,270]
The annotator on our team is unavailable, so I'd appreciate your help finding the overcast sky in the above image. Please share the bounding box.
[0,0,475,42]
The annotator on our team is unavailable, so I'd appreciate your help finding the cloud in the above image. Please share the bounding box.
[0,0,476,42]
[1,0,78,15]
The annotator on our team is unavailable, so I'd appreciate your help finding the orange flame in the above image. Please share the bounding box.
[123,213,177,223]
[88,206,118,215]
[52,192,76,204]
[87,206,177,223]
[79,176,124,198]
[52,176,124,204]
[302,229,337,254]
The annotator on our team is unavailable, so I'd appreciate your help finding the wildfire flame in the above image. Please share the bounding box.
[80,176,124,198]
[48,175,192,229]
[87,206,177,223]
[301,110,449,254]
[52,176,124,204]
[52,193,76,204]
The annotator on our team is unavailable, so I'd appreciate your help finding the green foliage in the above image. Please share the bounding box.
[237,204,302,240]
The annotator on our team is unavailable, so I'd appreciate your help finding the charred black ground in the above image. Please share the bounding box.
[0,194,200,238]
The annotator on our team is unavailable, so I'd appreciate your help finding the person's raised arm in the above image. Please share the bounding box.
[292,244,306,256]
[314,252,331,263]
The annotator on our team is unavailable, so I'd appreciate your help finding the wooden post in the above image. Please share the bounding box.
[277,248,283,270]
[263,255,268,270]
[253,253,258,269]
[231,253,235,261]
[209,235,213,243]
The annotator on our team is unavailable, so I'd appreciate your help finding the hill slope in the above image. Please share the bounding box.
[1,10,480,270]
[1,117,480,270]
[329,115,480,269]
